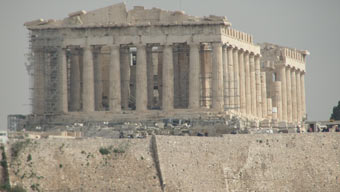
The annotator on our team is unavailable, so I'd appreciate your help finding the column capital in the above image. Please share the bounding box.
[188,42,200,48]
[109,44,120,49]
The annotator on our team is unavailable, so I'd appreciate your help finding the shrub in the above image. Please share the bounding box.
[99,147,110,155]
[27,154,32,162]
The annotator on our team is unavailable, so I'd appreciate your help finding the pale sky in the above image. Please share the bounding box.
[0,0,339,130]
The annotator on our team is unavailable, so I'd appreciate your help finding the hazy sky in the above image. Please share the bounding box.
[0,0,339,130]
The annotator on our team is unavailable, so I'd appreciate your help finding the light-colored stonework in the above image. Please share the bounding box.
[5,133,340,191]
[23,3,309,131]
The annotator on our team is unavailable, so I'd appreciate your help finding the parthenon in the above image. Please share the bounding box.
[23,3,309,132]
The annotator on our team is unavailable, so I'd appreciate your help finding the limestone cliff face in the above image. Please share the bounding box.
[5,133,340,192]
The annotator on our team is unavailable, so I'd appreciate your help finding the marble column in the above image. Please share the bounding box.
[82,46,95,112]
[301,72,306,119]
[147,46,154,109]
[267,98,272,119]
[286,67,293,122]
[261,72,267,118]
[212,42,224,111]
[33,49,45,114]
[57,47,68,113]
[296,71,302,122]
[94,47,103,111]
[188,43,201,109]
[255,55,262,117]
[244,52,251,115]
[239,50,246,114]
[109,45,121,112]
[291,69,297,122]
[233,48,240,112]
[279,66,287,121]
[222,46,229,109]
[227,46,234,110]
[162,44,174,111]
[136,44,148,111]
[250,53,257,116]
[274,81,282,121]
[70,49,81,111]
[120,47,130,110]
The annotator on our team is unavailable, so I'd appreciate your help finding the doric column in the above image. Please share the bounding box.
[212,42,224,111]
[291,68,297,122]
[222,45,229,109]
[136,44,148,111]
[279,66,287,121]
[274,81,282,121]
[296,71,302,122]
[261,72,267,118]
[109,45,121,112]
[33,49,45,114]
[82,46,95,112]
[120,47,130,110]
[233,48,240,112]
[147,46,154,109]
[70,49,81,111]
[57,47,68,113]
[286,67,293,122]
[238,50,246,114]
[249,53,257,116]
[162,44,174,111]
[227,46,234,110]
[301,72,306,119]
[94,47,103,111]
[255,55,262,117]
[244,51,251,115]
[188,43,201,109]
[267,98,272,119]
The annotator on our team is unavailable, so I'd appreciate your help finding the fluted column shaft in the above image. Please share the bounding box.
[291,69,297,122]
[233,48,240,112]
[109,45,121,112]
[188,43,201,109]
[94,48,103,111]
[82,46,95,112]
[136,44,148,111]
[279,66,287,121]
[162,44,174,111]
[57,48,68,113]
[147,47,154,109]
[227,47,234,110]
[274,81,282,120]
[296,71,302,122]
[33,49,45,114]
[239,51,246,114]
[255,55,262,117]
[212,42,224,111]
[120,48,130,110]
[222,46,229,108]
[267,98,272,119]
[250,54,256,116]
[286,68,293,122]
[244,52,251,114]
[261,72,267,118]
[70,50,81,111]
[301,72,306,119]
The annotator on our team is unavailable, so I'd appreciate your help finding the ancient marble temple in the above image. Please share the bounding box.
[24,3,309,128]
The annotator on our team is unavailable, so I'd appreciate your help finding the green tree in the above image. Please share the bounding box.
[330,101,340,120]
